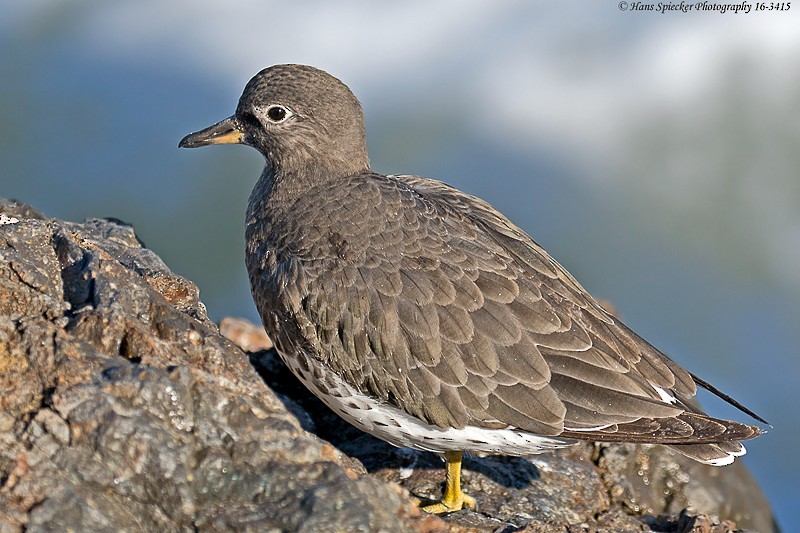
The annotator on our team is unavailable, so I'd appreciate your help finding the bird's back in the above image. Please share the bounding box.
[244,171,761,463]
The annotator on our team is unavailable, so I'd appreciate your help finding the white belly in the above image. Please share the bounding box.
[280,349,577,455]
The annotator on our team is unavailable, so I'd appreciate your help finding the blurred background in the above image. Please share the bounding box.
[2,1,797,526]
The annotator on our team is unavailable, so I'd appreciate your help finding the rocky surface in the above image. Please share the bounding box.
[0,199,778,532]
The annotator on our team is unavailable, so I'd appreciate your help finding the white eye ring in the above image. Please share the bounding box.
[265,105,292,123]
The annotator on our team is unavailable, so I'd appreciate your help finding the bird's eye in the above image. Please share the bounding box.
[266,105,290,123]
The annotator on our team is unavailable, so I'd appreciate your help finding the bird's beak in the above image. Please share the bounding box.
[179,115,244,148]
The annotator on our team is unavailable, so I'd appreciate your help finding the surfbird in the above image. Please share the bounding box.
[179,64,765,513]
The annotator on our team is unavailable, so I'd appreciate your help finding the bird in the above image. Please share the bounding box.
[179,64,766,513]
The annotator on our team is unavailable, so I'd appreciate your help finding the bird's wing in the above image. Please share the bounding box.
[289,173,754,442]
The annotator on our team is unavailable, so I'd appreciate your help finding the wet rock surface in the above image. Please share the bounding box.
[0,199,778,532]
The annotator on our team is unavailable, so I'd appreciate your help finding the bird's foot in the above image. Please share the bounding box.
[418,450,476,513]
[420,491,476,514]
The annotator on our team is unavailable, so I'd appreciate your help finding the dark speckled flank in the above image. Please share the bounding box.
[182,64,764,469]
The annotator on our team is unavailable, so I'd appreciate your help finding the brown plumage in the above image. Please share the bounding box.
[180,64,765,512]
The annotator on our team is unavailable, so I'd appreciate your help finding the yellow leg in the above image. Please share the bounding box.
[421,450,476,513]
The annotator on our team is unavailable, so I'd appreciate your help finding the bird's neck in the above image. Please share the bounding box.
[253,154,369,206]
[245,161,364,240]
[245,167,285,230]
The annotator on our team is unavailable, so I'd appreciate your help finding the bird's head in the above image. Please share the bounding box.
[179,64,370,180]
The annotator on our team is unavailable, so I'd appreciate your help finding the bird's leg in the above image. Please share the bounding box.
[421,450,476,513]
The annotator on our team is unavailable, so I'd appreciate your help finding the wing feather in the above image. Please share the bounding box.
[263,173,761,448]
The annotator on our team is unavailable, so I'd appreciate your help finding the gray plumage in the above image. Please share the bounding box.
[180,64,763,470]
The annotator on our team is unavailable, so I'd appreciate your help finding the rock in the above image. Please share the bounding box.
[220,317,274,352]
[0,199,778,532]
[0,199,428,533]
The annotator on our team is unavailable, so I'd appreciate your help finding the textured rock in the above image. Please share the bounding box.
[0,199,778,532]
[0,199,427,533]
